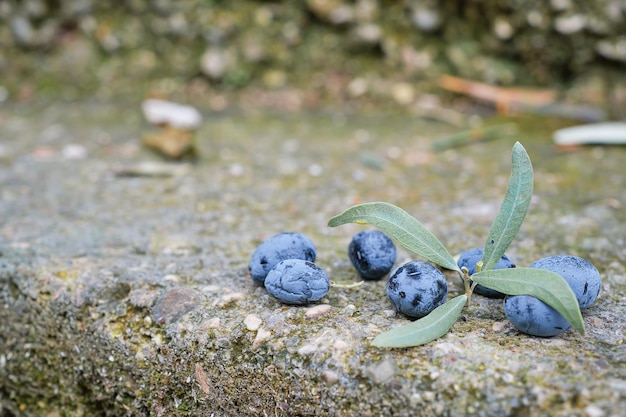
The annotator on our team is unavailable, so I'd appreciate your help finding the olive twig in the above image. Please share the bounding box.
[330,280,365,289]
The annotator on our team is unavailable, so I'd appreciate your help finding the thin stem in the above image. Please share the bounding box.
[460,266,473,305]
[330,280,365,289]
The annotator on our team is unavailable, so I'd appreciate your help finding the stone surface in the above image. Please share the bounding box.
[0,101,625,416]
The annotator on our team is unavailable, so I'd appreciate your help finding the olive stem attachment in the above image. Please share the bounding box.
[460,266,474,305]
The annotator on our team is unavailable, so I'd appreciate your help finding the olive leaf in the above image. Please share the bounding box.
[371,295,467,348]
[328,202,460,272]
[471,268,585,335]
[481,142,533,271]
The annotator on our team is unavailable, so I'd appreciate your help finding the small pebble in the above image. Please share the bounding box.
[584,405,606,417]
[252,327,271,350]
[333,339,349,351]
[492,321,508,332]
[297,344,318,356]
[244,314,263,331]
[214,292,246,307]
[62,144,88,160]
[201,285,221,293]
[554,14,586,34]
[200,48,234,80]
[391,82,415,105]
[204,317,221,329]
[344,304,357,316]
[129,289,160,308]
[194,363,212,395]
[141,98,202,130]
[321,370,339,385]
[305,304,332,319]
[308,163,323,176]
[163,274,181,283]
[432,342,462,356]
[422,391,436,402]
[501,372,515,384]
[366,356,397,384]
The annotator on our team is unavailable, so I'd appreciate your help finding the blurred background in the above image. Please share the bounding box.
[1,0,625,118]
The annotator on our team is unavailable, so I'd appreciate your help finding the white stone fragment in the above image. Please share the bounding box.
[501,372,515,384]
[493,17,514,40]
[214,292,246,307]
[141,98,202,130]
[526,10,544,27]
[308,163,323,176]
[333,339,349,351]
[321,370,339,384]
[554,14,586,34]
[305,304,332,319]
[252,327,271,350]
[584,405,606,417]
[492,321,508,332]
[200,48,234,80]
[550,0,572,11]
[596,37,626,63]
[244,314,263,331]
[62,144,88,160]
[353,23,381,44]
[366,356,397,384]
[432,341,463,356]
[297,344,318,356]
[391,82,415,105]
[411,7,441,32]
[348,77,368,97]
[205,317,221,329]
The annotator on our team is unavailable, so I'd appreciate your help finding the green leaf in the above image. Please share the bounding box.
[482,142,533,271]
[328,202,460,272]
[471,268,585,335]
[372,295,467,348]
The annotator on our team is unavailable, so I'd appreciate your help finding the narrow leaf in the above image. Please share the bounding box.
[482,142,533,271]
[471,268,585,335]
[372,295,467,348]
[328,202,460,272]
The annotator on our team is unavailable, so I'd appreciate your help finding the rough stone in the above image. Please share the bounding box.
[0,101,625,416]
[151,287,203,325]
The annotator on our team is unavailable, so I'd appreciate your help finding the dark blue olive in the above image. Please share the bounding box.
[457,247,516,298]
[348,230,396,280]
[264,259,329,305]
[504,294,571,337]
[530,255,601,309]
[386,261,448,319]
[248,232,316,284]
